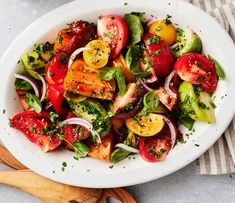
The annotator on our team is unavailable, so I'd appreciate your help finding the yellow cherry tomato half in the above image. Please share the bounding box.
[149,20,176,45]
[125,113,165,137]
[83,40,111,69]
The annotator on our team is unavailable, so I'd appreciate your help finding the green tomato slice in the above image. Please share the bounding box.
[143,90,159,110]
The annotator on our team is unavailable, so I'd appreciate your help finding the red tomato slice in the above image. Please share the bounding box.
[47,84,65,114]
[174,53,218,93]
[46,53,68,84]
[98,15,128,59]
[139,125,171,162]
[143,33,174,78]
[10,111,61,152]
[62,112,90,150]
[157,73,179,110]
[140,50,158,83]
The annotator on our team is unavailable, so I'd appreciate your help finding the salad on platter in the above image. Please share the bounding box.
[10,12,225,163]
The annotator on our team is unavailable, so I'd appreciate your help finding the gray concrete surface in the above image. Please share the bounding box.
[0,1,235,202]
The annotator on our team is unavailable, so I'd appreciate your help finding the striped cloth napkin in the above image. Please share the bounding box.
[183,0,235,174]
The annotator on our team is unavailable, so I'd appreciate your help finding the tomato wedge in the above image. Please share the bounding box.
[47,84,65,114]
[54,21,96,54]
[98,15,128,59]
[46,53,68,84]
[143,33,174,78]
[157,73,179,110]
[87,131,113,161]
[10,111,61,152]
[174,53,218,93]
[63,112,90,150]
[139,125,171,162]
[63,59,115,100]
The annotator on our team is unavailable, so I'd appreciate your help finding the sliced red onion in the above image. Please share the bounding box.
[145,17,157,29]
[114,143,139,153]
[170,43,179,49]
[68,47,90,68]
[45,102,53,110]
[164,70,177,99]
[31,71,47,101]
[13,74,40,97]
[162,115,177,149]
[137,78,152,91]
[115,98,143,119]
[60,117,101,143]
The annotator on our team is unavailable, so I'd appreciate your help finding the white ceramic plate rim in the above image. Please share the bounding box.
[0,0,235,188]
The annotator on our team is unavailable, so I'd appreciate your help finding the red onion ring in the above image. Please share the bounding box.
[60,117,101,143]
[145,17,157,29]
[162,115,177,149]
[115,98,143,119]
[114,143,139,153]
[68,47,90,68]
[45,102,53,111]
[137,78,153,91]
[164,70,177,99]
[14,74,40,98]
[31,71,47,101]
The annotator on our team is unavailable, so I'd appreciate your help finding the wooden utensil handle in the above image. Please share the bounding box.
[99,188,136,203]
[0,169,102,203]
[0,145,27,170]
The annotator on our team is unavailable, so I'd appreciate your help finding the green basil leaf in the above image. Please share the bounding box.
[125,46,150,78]
[208,55,225,80]
[72,141,90,158]
[110,148,131,163]
[115,67,126,96]
[14,78,33,90]
[97,67,117,81]
[24,93,42,113]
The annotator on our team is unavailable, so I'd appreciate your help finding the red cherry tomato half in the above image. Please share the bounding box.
[46,53,68,84]
[10,111,61,152]
[143,33,174,78]
[62,112,90,150]
[139,126,171,162]
[98,15,128,59]
[174,53,218,93]
[47,84,65,114]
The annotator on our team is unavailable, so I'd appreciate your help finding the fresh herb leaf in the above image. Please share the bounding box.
[146,36,161,45]
[58,35,63,46]
[24,93,42,113]
[164,15,172,25]
[125,46,150,78]
[97,67,117,81]
[115,67,126,96]
[103,32,114,39]
[130,12,145,17]
[49,112,59,124]
[109,165,114,169]
[72,141,90,158]
[14,78,33,90]
[208,55,225,80]
[62,161,67,167]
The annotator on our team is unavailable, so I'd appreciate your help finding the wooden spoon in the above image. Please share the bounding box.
[0,145,136,203]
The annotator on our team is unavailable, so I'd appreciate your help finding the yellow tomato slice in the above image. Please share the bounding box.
[83,40,111,69]
[149,20,176,45]
[125,113,165,137]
